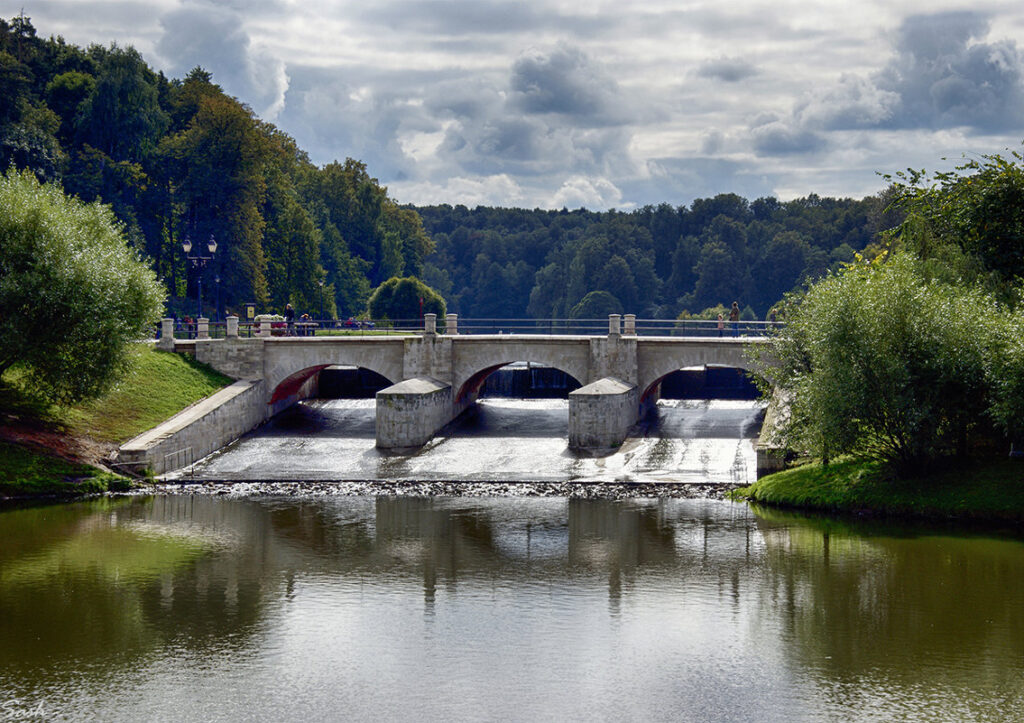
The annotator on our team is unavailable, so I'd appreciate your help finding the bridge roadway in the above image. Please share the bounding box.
[121,314,770,475]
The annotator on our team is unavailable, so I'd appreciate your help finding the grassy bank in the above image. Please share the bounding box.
[1,344,232,498]
[732,457,1024,521]
[0,441,132,498]
[61,345,233,444]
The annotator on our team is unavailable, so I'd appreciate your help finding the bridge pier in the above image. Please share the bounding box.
[569,377,639,450]
[376,377,453,449]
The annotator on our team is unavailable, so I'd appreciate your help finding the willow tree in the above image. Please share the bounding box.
[758,253,1002,474]
[0,169,165,403]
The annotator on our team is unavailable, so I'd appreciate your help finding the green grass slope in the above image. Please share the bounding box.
[733,457,1024,521]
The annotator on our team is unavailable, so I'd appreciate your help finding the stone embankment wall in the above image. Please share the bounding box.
[755,388,789,477]
[117,380,269,475]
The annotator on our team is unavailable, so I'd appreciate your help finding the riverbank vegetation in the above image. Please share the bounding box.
[734,458,1024,521]
[0,345,231,498]
[744,148,1024,518]
[0,168,165,405]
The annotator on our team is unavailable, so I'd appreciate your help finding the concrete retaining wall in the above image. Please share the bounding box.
[755,388,790,477]
[116,380,270,475]
[376,377,453,449]
[568,377,639,451]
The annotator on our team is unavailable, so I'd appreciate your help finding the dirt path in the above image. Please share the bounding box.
[1,413,117,470]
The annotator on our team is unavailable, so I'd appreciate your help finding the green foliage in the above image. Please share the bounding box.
[733,457,1024,521]
[570,290,622,319]
[0,169,165,404]
[885,148,1024,295]
[367,276,446,322]
[759,253,1003,473]
[0,441,130,498]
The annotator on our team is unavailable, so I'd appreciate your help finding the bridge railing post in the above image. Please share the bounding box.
[158,318,175,350]
[446,314,458,335]
[623,314,636,336]
[226,315,239,338]
[424,313,437,335]
[608,314,621,337]
[197,317,209,339]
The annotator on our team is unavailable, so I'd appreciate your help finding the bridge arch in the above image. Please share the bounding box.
[263,339,405,404]
[452,339,591,403]
[636,340,762,402]
[455,361,584,403]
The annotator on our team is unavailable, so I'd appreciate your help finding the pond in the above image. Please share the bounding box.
[1,495,1021,721]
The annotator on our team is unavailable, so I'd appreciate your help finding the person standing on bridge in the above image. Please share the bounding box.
[729,301,740,336]
[284,303,296,335]
[717,313,724,337]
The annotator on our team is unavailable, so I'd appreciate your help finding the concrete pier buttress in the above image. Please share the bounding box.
[376,377,453,449]
[755,388,790,477]
[568,377,639,450]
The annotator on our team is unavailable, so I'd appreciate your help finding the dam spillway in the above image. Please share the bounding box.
[168,397,765,485]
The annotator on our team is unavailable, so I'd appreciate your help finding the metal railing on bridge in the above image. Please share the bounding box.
[155,316,782,341]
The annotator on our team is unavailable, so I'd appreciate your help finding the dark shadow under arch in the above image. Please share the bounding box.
[457,362,583,403]
[642,365,764,402]
[270,365,396,404]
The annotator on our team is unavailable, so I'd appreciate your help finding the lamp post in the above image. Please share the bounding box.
[214,274,221,322]
[183,234,217,320]
[318,278,325,322]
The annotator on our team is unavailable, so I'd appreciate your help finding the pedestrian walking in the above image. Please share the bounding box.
[729,301,740,337]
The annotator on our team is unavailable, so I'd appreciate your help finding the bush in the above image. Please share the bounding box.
[759,252,1004,473]
[367,276,446,322]
[0,169,165,404]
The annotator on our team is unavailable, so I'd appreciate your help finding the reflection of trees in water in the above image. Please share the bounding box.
[753,509,1024,712]
[0,497,277,682]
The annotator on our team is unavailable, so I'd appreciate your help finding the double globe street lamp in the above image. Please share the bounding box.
[183,234,217,320]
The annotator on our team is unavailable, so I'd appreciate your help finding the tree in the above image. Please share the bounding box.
[74,45,168,161]
[570,290,622,319]
[367,276,446,323]
[885,148,1024,293]
[758,253,1001,473]
[0,169,165,403]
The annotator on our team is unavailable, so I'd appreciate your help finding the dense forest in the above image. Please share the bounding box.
[2,15,896,322]
[414,194,898,320]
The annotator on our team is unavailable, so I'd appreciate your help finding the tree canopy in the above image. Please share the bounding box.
[367,276,446,323]
[0,168,165,403]
[763,146,1024,473]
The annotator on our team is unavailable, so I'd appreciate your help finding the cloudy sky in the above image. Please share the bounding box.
[10,1,1024,209]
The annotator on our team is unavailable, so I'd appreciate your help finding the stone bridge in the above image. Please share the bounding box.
[122,313,771,475]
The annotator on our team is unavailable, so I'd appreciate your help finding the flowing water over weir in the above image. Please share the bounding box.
[170,398,765,485]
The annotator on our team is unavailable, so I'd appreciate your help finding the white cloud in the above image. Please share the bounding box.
[551,176,624,210]
[10,1,1024,208]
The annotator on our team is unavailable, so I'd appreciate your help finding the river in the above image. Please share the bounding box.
[1,495,1021,721]
[2,398,1022,721]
